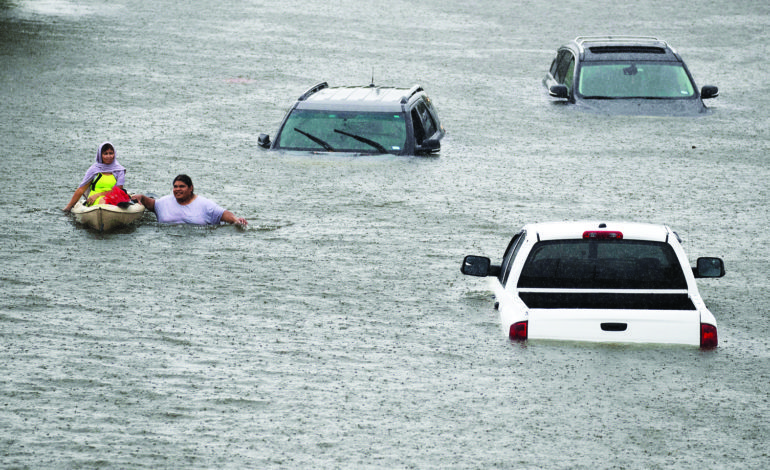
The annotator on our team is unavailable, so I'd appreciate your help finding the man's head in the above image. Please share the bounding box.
[172,174,194,203]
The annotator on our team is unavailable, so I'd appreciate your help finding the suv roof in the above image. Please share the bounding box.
[567,36,683,62]
[295,82,427,112]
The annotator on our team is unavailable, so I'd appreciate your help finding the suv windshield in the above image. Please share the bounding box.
[275,109,407,153]
[518,239,687,289]
[578,62,695,99]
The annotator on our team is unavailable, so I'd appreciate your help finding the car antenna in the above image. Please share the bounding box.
[369,69,375,87]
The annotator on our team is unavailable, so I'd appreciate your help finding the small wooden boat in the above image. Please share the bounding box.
[72,199,145,231]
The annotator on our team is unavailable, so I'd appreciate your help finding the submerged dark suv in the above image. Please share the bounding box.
[543,36,719,115]
[258,82,445,155]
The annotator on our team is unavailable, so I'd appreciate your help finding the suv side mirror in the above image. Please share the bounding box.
[694,257,725,278]
[701,85,719,99]
[417,138,440,154]
[258,133,271,149]
[549,84,569,99]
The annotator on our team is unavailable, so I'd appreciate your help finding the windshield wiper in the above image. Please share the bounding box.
[334,129,388,154]
[294,127,335,151]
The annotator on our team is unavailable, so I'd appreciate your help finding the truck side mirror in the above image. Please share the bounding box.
[461,255,492,277]
[695,257,725,278]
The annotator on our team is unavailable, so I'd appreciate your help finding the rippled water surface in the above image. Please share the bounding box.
[2,0,769,468]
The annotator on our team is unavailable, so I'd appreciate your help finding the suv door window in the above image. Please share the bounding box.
[554,51,568,82]
[411,101,437,144]
[500,231,526,286]
[563,57,575,92]
[411,109,425,143]
[555,51,575,89]
[422,98,440,136]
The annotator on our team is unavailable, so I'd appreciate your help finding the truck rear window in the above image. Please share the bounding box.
[517,240,687,289]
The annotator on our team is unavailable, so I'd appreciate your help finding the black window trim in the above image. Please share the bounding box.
[500,230,526,286]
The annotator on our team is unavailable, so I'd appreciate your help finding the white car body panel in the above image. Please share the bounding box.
[526,309,699,345]
[511,303,701,345]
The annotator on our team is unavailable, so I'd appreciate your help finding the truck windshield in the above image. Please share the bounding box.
[275,109,407,153]
[518,239,687,289]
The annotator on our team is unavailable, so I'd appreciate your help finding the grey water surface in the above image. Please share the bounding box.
[1,0,769,468]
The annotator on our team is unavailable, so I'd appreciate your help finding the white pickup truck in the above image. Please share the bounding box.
[461,221,725,348]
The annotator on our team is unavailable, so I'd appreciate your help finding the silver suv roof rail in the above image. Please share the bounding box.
[574,36,667,53]
[298,82,329,101]
[400,84,423,104]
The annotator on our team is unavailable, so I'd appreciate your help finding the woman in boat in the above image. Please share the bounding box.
[63,142,127,212]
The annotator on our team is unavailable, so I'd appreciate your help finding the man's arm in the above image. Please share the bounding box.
[221,210,247,226]
[131,194,156,212]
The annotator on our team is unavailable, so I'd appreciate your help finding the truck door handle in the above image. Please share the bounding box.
[601,322,628,332]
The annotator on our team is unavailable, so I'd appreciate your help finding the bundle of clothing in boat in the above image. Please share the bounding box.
[99,186,132,206]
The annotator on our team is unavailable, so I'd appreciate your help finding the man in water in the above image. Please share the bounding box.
[131,174,247,226]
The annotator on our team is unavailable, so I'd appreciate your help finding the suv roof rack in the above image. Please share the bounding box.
[400,84,424,104]
[298,82,329,101]
[574,36,667,53]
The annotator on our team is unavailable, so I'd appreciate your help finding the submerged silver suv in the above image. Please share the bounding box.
[544,36,719,115]
[258,82,445,155]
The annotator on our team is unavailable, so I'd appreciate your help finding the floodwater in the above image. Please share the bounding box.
[1,0,769,468]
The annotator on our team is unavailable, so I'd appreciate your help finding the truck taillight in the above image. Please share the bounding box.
[583,230,623,240]
[700,323,718,349]
[509,321,528,341]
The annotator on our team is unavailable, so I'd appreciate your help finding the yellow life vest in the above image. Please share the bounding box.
[88,173,117,205]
